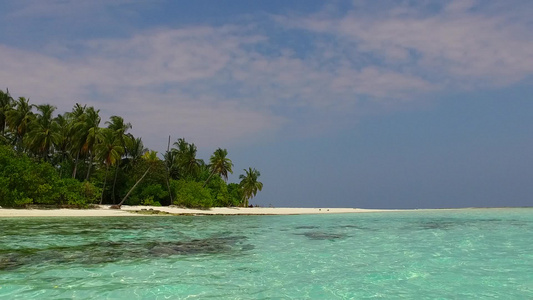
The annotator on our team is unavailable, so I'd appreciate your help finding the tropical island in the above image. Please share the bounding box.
[0,89,263,210]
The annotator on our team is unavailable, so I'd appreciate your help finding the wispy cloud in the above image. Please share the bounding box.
[282,0,533,88]
[1,0,532,150]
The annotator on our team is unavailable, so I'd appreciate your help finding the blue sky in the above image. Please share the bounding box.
[1,0,532,208]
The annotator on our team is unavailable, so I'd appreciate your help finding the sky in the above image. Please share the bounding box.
[1,0,532,208]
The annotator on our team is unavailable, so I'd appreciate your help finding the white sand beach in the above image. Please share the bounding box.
[0,205,397,217]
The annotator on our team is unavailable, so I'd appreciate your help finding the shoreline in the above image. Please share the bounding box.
[0,205,526,218]
[0,206,394,217]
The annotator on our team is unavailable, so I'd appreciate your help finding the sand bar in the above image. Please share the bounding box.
[0,205,398,217]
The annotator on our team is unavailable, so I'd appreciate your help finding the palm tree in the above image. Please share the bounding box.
[95,128,124,204]
[203,148,233,187]
[0,89,14,137]
[239,167,263,207]
[164,148,180,180]
[106,116,131,141]
[171,138,203,180]
[106,115,132,203]
[81,107,101,181]
[164,135,174,204]
[69,103,87,179]
[26,104,59,161]
[118,150,158,207]
[52,113,73,175]
[6,97,34,152]
[124,136,146,166]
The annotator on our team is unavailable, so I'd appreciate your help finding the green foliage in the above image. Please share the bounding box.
[57,179,101,207]
[0,146,58,206]
[239,167,263,207]
[207,175,234,207]
[227,183,244,207]
[166,138,204,180]
[213,180,231,207]
[119,158,169,206]
[14,197,33,207]
[204,148,233,186]
[0,89,264,208]
[140,184,168,204]
[127,158,167,187]
[80,181,102,204]
[141,196,162,207]
[173,179,213,209]
[0,145,101,207]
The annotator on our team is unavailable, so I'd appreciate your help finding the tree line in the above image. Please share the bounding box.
[0,89,263,208]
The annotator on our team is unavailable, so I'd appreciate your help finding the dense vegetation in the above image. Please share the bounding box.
[0,89,262,208]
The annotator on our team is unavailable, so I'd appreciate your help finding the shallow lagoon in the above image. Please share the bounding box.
[1,209,532,299]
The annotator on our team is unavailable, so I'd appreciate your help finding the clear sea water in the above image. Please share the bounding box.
[0,208,532,299]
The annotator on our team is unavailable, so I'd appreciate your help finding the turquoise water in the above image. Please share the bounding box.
[0,209,532,299]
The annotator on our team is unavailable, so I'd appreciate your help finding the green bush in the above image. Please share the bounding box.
[0,146,101,208]
[206,176,232,207]
[57,179,101,207]
[58,178,84,206]
[0,146,59,207]
[140,184,168,204]
[173,179,213,209]
[141,196,162,206]
[80,181,102,205]
[227,183,244,207]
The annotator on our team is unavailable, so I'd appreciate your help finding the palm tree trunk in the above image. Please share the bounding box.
[118,166,151,207]
[72,150,80,179]
[59,151,67,178]
[85,152,93,181]
[165,135,173,205]
[99,164,110,205]
[202,169,216,187]
[112,165,119,204]
[166,175,173,205]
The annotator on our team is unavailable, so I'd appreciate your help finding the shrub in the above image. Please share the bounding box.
[141,196,162,207]
[0,146,59,207]
[140,184,168,204]
[57,179,101,208]
[0,146,102,208]
[80,181,102,205]
[173,180,214,209]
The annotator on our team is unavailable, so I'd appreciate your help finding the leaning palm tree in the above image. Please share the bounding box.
[117,150,158,207]
[203,148,233,187]
[95,128,124,204]
[239,167,263,207]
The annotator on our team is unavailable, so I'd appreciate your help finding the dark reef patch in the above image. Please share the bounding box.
[295,231,346,241]
[294,226,319,229]
[0,235,253,270]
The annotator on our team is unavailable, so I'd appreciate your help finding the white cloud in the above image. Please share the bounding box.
[1,0,532,150]
[283,0,533,88]
[0,27,287,150]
